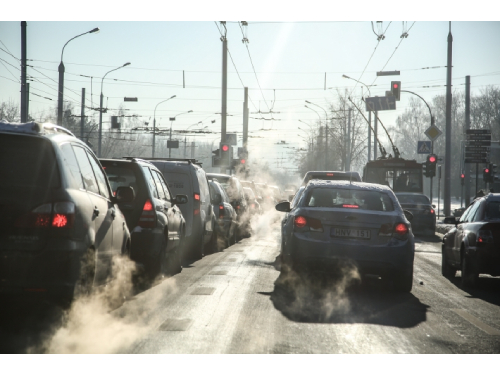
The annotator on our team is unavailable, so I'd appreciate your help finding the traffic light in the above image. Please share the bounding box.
[491,164,497,183]
[391,81,401,101]
[483,167,491,183]
[422,162,428,177]
[220,142,232,166]
[111,116,120,129]
[460,173,465,185]
[426,154,437,178]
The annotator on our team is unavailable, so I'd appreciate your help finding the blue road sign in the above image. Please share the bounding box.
[417,141,431,154]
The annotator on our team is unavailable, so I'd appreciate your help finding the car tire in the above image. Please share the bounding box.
[461,253,478,288]
[393,266,413,293]
[73,248,96,300]
[148,235,168,279]
[441,245,456,279]
[194,235,204,260]
[208,230,218,254]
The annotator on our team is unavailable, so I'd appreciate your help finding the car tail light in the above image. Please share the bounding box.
[308,217,323,232]
[194,193,201,215]
[326,173,334,176]
[430,208,435,215]
[219,204,224,219]
[378,223,393,237]
[251,203,255,209]
[138,199,156,228]
[14,202,74,229]
[294,216,307,228]
[52,202,75,228]
[394,223,409,236]
[477,230,493,244]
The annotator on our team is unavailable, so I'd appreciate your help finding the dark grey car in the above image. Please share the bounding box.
[0,121,132,304]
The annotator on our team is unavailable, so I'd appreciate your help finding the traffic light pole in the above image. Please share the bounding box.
[220,22,228,173]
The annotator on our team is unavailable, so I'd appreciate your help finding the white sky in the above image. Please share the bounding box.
[1,2,499,175]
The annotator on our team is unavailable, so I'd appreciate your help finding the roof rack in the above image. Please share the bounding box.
[0,121,75,137]
[141,157,203,166]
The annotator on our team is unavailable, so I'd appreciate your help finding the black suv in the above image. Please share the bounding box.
[100,158,187,278]
[0,121,133,303]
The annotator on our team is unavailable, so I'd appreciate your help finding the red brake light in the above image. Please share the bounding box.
[52,214,68,228]
[143,200,153,211]
[326,173,334,176]
[294,216,307,228]
[219,205,224,210]
[194,193,200,201]
[343,204,359,208]
[394,223,408,235]
[251,203,255,209]
[430,208,435,215]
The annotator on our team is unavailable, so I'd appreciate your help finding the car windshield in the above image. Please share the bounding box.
[396,194,430,204]
[304,187,394,211]
[103,166,139,196]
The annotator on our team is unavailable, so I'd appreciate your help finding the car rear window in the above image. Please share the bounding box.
[304,187,394,211]
[163,172,192,194]
[485,201,500,220]
[396,194,430,204]
[305,173,360,184]
[0,134,59,189]
[104,165,140,197]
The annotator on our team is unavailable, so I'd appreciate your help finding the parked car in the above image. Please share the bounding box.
[441,194,500,287]
[149,159,215,259]
[300,171,362,186]
[100,158,187,278]
[243,187,262,217]
[0,121,133,304]
[209,180,238,249]
[395,192,436,234]
[206,173,250,237]
[276,180,415,292]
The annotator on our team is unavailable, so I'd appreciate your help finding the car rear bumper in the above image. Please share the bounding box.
[469,245,500,276]
[0,241,87,300]
[130,227,165,263]
[286,233,414,275]
[410,215,436,231]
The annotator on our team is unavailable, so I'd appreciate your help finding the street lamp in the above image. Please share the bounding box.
[168,110,193,158]
[342,74,374,162]
[153,95,176,158]
[98,62,130,157]
[57,27,100,126]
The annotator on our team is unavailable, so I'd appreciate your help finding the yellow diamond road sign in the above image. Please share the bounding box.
[425,124,442,141]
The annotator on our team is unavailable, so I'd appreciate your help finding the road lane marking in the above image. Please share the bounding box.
[158,319,193,331]
[191,287,216,295]
[210,270,228,275]
[452,309,500,336]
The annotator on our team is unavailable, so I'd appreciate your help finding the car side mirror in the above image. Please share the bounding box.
[212,193,222,205]
[174,194,188,205]
[115,186,135,203]
[403,209,414,222]
[275,201,291,212]
[443,216,458,225]
[432,204,436,208]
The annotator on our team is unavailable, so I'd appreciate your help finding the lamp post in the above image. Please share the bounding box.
[153,95,176,158]
[342,74,373,161]
[98,62,130,157]
[57,27,99,126]
[168,110,193,158]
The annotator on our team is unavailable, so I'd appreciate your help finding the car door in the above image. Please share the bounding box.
[453,200,480,263]
[152,169,180,246]
[72,145,115,283]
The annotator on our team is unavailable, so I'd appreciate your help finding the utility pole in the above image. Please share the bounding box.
[325,117,328,170]
[26,83,29,120]
[220,22,228,173]
[20,21,27,122]
[346,108,351,171]
[318,126,323,170]
[374,110,378,159]
[368,110,372,161]
[184,136,187,158]
[465,75,471,206]
[243,87,249,154]
[80,88,85,140]
[191,141,195,158]
[444,22,453,217]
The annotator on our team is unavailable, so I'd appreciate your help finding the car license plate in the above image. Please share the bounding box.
[331,228,371,239]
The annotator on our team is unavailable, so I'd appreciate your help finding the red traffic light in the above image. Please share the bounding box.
[429,156,437,163]
[240,159,246,164]
[461,173,465,178]
[393,83,398,89]
[485,168,490,173]
[221,144,229,152]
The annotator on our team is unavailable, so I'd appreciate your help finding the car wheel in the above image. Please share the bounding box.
[194,235,204,260]
[441,245,456,279]
[148,235,168,279]
[461,253,478,287]
[208,230,218,254]
[393,266,413,293]
[231,225,238,245]
[73,248,96,300]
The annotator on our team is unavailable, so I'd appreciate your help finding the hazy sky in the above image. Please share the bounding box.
[1,4,499,173]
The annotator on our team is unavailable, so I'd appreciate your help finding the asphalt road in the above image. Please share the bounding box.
[2,220,500,354]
